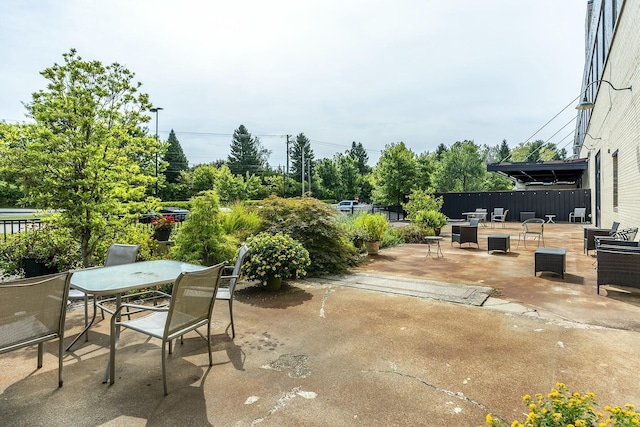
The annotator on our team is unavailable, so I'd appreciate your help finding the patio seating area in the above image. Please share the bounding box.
[2,223,640,425]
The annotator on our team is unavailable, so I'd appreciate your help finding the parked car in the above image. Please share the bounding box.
[334,200,371,213]
[139,207,190,223]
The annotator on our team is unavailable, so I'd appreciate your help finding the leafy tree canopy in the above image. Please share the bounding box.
[433,140,486,192]
[372,142,417,205]
[0,49,158,267]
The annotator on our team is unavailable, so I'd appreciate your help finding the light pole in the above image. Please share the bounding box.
[150,107,163,196]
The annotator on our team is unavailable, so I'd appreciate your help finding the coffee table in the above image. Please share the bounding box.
[487,234,510,253]
[534,248,566,278]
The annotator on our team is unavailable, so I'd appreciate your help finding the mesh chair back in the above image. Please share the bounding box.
[0,272,71,352]
[469,218,480,227]
[104,244,140,267]
[165,262,225,338]
[229,245,249,294]
[493,208,504,216]
[611,221,620,234]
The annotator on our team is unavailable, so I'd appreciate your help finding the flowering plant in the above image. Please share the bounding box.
[483,383,639,427]
[242,232,310,284]
[150,215,176,231]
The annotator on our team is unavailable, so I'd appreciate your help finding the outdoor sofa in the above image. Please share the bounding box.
[596,241,640,294]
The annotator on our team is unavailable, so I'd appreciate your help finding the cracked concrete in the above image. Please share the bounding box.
[2,223,640,426]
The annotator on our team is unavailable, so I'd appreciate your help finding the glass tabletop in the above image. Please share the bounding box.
[71,260,207,295]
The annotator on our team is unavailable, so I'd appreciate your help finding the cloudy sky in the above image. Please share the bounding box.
[1,0,587,168]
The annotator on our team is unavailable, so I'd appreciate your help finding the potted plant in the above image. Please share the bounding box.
[151,214,176,241]
[242,232,311,291]
[353,213,389,255]
[0,225,82,278]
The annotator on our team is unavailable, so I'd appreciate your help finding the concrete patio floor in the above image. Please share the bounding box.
[2,222,640,426]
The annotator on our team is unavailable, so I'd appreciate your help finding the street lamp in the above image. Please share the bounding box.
[150,107,163,196]
[575,79,632,110]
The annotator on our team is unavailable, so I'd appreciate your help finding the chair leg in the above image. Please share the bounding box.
[228,299,235,338]
[162,341,168,395]
[207,323,213,366]
[37,342,43,369]
[58,336,64,388]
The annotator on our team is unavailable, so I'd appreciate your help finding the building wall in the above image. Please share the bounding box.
[578,1,640,229]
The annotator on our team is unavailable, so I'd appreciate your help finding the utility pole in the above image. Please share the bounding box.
[285,135,290,197]
[301,147,305,196]
[307,157,311,194]
[150,107,163,197]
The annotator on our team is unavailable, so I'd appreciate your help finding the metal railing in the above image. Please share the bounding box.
[1,219,43,242]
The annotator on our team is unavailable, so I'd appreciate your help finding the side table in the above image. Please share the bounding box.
[424,236,444,259]
[487,234,510,253]
[534,248,566,278]
[545,214,556,223]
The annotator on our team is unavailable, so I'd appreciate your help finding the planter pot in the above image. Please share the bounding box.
[24,257,58,278]
[153,228,172,242]
[365,240,381,255]
[264,275,283,291]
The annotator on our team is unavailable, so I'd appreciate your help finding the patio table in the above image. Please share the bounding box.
[68,260,207,382]
[462,212,487,226]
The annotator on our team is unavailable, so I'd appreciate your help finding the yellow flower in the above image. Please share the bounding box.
[485,414,493,424]
[523,394,531,401]
[553,413,563,421]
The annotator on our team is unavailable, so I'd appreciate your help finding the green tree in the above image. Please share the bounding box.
[434,143,448,161]
[315,158,340,200]
[415,152,435,190]
[0,49,158,267]
[372,142,417,205]
[192,164,218,194]
[290,133,314,180]
[336,153,361,201]
[348,141,371,174]
[216,165,245,203]
[163,129,188,184]
[227,125,270,177]
[434,140,486,192]
[497,139,511,162]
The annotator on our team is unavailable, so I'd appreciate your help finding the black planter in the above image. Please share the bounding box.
[153,229,172,242]
[24,257,59,278]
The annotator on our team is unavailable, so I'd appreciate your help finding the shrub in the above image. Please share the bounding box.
[483,383,639,427]
[171,190,235,266]
[243,232,311,283]
[353,212,389,242]
[257,196,358,276]
[219,202,262,243]
[0,224,82,277]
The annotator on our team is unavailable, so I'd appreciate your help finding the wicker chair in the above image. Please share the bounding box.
[596,247,640,294]
[584,222,620,255]
[451,218,479,248]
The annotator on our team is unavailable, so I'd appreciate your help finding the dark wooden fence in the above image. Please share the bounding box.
[436,189,592,223]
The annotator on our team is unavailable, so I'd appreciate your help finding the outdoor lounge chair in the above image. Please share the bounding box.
[596,247,640,294]
[109,262,226,395]
[516,218,544,248]
[0,272,71,388]
[569,207,587,223]
[216,244,249,338]
[491,209,509,228]
[584,221,620,255]
[451,218,479,248]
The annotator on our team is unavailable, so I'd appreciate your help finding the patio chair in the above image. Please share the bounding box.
[451,218,479,248]
[584,221,620,255]
[569,207,587,223]
[67,243,141,349]
[0,272,71,388]
[216,245,249,339]
[516,218,545,248]
[613,227,638,241]
[491,209,509,228]
[109,262,226,395]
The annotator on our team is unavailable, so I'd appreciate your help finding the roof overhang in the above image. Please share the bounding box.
[486,158,588,185]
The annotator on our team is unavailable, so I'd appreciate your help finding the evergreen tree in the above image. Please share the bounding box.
[227,125,270,177]
[290,133,315,182]
[163,129,188,183]
[347,141,371,174]
[497,139,511,162]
